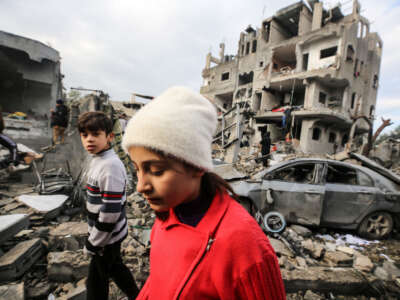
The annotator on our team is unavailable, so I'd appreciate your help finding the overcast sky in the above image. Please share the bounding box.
[1,0,399,132]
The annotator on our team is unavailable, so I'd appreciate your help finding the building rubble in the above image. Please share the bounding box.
[1,2,400,299]
[201,0,382,164]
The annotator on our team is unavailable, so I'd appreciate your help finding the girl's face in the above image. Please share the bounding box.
[128,146,204,212]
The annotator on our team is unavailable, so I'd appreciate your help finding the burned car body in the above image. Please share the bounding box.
[231,158,400,239]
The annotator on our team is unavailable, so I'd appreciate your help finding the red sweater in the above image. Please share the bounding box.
[137,191,286,300]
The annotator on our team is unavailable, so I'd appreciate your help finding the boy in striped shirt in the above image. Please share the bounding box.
[78,111,139,300]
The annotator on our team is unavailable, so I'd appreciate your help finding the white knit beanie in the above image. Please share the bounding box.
[122,86,217,171]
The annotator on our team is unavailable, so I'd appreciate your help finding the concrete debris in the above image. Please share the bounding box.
[1,2,400,298]
[0,238,43,282]
[47,251,89,282]
[0,214,29,245]
[0,282,24,300]
[16,194,69,220]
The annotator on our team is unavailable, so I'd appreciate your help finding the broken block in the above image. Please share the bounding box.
[49,222,87,251]
[16,194,68,220]
[0,282,24,300]
[0,214,29,245]
[0,238,43,282]
[47,251,89,282]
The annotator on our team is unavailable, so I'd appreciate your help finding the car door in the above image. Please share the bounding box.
[321,162,376,226]
[262,162,324,226]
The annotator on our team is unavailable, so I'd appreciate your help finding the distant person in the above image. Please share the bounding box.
[50,99,68,144]
[0,108,19,170]
[260,130,271,167]
[78,111,139,300]
[123,86,285,300]
[119,113,128,134]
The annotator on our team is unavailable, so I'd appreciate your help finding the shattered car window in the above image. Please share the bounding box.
[357,170,374,187]
[267,163,315,184]
[326,164,357,185]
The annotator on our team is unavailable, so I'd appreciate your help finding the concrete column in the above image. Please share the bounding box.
[260,91,279,111]
[312,2,323,31]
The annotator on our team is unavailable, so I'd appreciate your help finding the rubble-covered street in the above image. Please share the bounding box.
[1,0,400,299]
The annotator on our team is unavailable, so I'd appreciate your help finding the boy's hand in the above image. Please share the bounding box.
[83,245,95,258]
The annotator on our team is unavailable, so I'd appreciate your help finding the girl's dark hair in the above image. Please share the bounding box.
[78,111,113,134]
[0,108,4,134]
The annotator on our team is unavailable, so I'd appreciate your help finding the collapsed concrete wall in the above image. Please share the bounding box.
[201,0,383,162]
[0,30,62,116]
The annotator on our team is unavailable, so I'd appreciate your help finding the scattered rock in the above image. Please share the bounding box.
[324,251,353,267]
[291,225,312,238]
[354,255,374,272]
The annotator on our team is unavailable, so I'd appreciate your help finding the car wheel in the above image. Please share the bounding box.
[263,211,286,233]
[358,211,393,240]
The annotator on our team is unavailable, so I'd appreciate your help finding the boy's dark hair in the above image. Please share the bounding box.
[78,111,113,134]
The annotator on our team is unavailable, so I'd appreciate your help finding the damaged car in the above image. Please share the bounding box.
[231,158,400,239]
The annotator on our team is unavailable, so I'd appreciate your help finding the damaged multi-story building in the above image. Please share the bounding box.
[201,0,382,162]
[0,30,62,116]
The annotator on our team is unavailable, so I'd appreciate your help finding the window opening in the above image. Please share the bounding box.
[246,42,250,55]
[221,72,229,81]
[259,61,264,67]
[346,45,355,61]
[312,127,321,140]
[302,53,309,71]
[358,171,374,187]
[320,46,337,59]
[262,21,270,42]
[326,164,357,185]
[373,75,378,89]
[267,163,315,184]
[238,71,254,85]
[319,92,326,105]
[369,105,375,117]
[351,93,356,109]
[329,132,336,143]
[341,134,348,146]
[252,40,257,53]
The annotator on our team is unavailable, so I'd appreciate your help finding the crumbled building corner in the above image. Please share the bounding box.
[202,0,384,168]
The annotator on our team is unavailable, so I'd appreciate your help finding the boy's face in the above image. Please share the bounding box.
[128,146,203,212]
[80,130,114,154]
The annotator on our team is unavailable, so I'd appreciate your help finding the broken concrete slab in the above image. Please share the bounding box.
[324,251,353,267]
[290,225,312,238]
[47,251,89,282]
[269,237,295,258]
[382,261,400,280]
[0,238,43,282]
[58,280,86,300]
[16,194,68,219]
[0,282,24,300]
[282,267,378,295]
[354,255,374,272]
[49,222,87,251]
[0,214,29,245]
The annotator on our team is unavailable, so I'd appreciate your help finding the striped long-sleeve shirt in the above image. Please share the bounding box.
[85,148,128,253]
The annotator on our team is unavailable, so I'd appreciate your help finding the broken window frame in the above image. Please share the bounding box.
[325,163,358,185]
[264,162,317,185]
[252,40,257,53]
[319,92,327,105]
[221,72,230,81]
[320,46,338,59]
[312,127,321,141]
[328,132,336,143]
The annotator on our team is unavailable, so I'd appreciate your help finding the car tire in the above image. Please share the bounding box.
[263,211,286,233]
[357,211,393,240]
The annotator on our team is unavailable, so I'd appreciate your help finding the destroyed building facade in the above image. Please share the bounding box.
[0,30,62,116]
[200,0,382,162]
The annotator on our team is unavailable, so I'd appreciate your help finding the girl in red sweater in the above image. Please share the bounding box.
[122,86,286,300]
